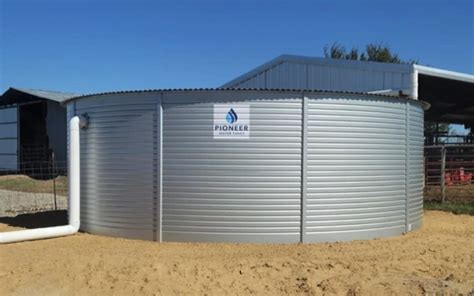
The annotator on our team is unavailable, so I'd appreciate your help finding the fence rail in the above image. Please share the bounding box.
[0,159,68,217]
[425,144,474,203]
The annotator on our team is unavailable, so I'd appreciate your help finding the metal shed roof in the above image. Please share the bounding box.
[0,88,80,107]
[6,87,79,103]
[222,55,473,125]
[414,64,474,83]
[222,54,474,88]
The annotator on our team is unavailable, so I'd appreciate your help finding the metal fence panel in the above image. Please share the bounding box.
[0,160,68,217]
[424,145,474,203]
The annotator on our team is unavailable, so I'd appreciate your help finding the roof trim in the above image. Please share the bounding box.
[414,64,474,83]
[6,87,80,103]
[62,87,430,110]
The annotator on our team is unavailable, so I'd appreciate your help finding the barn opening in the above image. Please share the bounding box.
[0,88,78,178]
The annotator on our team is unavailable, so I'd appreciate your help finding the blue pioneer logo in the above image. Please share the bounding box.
[214,104,250,139]
[225,108,238,124]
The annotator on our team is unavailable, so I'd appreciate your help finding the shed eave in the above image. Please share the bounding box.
[7,87,80,103]
[414,64,474,83]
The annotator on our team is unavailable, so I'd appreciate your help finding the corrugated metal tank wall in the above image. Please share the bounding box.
[407,103,424,229]
[303,94,408,242]
[161,91,303,243]
[66,90,425,243]
[67,93,159,240]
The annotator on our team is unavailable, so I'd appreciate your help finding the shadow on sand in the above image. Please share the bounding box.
[0,210,67,229]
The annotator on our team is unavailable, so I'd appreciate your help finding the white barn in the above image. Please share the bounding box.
[222,55,474,127]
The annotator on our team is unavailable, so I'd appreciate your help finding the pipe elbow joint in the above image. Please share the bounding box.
[70,114,89,130]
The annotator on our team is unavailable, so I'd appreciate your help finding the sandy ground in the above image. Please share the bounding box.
[0,211,473,296]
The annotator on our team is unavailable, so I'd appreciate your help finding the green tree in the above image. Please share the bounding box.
[424,122,451,145]
[323,42,418,64]
[425,122,450,134]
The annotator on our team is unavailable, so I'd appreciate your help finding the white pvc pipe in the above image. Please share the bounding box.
[411,67,419,100]
[0,115,87,244]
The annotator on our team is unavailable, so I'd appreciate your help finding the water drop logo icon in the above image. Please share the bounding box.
[225,108,238,124]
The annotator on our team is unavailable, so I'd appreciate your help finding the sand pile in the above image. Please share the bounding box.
[1,210,473,295]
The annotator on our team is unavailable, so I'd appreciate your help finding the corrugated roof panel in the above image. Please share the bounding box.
[222,55,415,95]
[10,88,80,103]
[221,55,414,89]
[221,55,474,100]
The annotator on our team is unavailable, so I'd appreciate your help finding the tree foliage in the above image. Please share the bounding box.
[323,42,418,64]
[425,122,450,133]
[424,122,452,145]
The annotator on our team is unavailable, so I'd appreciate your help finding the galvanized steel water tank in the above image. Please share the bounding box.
[65,89,426,243]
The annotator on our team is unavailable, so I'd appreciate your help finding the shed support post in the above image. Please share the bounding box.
[440,146,447,203]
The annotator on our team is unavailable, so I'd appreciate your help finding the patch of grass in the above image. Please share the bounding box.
[424,184,474,204]
[424,201,474,215]
[0,175,68,195]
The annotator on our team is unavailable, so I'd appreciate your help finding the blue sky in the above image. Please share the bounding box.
[0,0,473,95]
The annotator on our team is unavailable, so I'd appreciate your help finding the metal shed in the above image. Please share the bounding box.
[65,89,426,243]
[0,88,78,174]
[222,55,474,127]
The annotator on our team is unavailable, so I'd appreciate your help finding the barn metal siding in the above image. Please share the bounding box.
[0,107,18,171]
[226,57,412,94]
[303,93,408,242]
[407,103,424,230]
[161,91,303,242]
[307,65,410,92]
[265,63,308,89]
[68,93,159,240]
[237,71,267,88]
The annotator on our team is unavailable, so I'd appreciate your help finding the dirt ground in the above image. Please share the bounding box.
[0,211,473,296]
[424,184,474,203]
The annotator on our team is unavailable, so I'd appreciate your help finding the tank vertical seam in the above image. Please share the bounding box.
[300,92,308,243]
[159,92,164,242]
[153,96,158,241]
[405,102,410,232]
